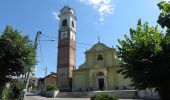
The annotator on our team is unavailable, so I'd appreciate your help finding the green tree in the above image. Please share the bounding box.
[10,80,25,100]
[117,19,170,100]
[28,79,36,89]
[0,26,37,96]
[157,1,170,99]
[1,87,9,100]
[157,1,170,29]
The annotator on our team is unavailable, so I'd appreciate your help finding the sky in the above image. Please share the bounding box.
[0,0,167,78]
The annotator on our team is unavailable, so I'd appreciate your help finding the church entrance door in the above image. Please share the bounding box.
[98,78,104,90]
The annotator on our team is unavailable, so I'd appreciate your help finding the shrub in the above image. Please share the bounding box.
[46,84,58,91]
[1,86,9,100]
[10,80,25,100]
[91,94,118,100]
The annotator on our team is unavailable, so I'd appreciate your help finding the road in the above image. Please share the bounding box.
[26,93,143,100]
[26,93,90,100]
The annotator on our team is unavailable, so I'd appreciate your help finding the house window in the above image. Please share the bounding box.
[97,54,103,61]
[72,21,74,28]
[62,19,67,26]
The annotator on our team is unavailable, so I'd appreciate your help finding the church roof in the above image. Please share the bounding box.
[60,6,75,15]
[85,42,116,54]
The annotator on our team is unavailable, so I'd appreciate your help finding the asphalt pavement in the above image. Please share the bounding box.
[26,93,143,100]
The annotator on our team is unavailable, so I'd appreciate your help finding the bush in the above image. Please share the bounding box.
[10,80,25,100]
[46,84,58,91]
[91,94,118,100]
[1,86,9,100]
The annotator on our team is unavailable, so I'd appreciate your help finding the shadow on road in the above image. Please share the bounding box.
[26,93,40,96]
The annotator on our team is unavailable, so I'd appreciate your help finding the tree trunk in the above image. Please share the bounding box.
[158,87,170,100]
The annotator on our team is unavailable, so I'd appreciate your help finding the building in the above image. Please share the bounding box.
[37,72,57,91]
[72,42,131,91]
[37,78,45,91]
[57,6,131,92]
[57,6,76,91]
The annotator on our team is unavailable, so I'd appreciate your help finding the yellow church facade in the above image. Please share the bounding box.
[72,42,131,91]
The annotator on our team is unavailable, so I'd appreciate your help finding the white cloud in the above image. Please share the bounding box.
[99,17,104,21]
[52,11,59,21]
[155,0,170,3]
[163,0,170,1]
[94,17,105,25]
[78,0,114,23]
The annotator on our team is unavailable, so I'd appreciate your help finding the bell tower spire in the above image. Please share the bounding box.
[57,6,77,91]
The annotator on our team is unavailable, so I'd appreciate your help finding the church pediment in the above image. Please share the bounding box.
[77,42,119,70]
[85,42,113,54]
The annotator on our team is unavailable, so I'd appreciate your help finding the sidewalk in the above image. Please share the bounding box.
[26,93,143,100]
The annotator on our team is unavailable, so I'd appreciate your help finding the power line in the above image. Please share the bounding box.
[38,40,48,91]
[76,42,93,46]
[41,34,93,46]
[38,40,46,69]
[42,34,57,39]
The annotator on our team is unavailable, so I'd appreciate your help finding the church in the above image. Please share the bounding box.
[57,6,131,92]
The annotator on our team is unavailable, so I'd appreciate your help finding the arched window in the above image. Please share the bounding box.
[72,20,74,28]
[97,54,103,61]
[96,72,104,76]
[62,19,67,26]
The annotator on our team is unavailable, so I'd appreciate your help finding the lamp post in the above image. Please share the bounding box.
[44,66,47,92]
[23,32,55,100]
[39,39,55,92]
[23,31,41,100]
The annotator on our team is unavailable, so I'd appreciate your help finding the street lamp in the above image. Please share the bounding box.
[23,31,56,100]
[44,66,47,92]
[23,31,41,100]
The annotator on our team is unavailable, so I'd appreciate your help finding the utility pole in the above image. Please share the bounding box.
[44,66,47,92]
[23,31,41,100]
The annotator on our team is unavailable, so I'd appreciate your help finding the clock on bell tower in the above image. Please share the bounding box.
[57,6,77,91]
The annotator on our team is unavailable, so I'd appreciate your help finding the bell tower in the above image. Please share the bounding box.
[57,6,76,91]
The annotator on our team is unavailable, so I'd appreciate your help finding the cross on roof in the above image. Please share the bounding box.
[98,35,100,43]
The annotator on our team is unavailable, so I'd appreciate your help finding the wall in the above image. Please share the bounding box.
[117,73,131,89]
[46,76,56,87]
[72,70,89,91]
